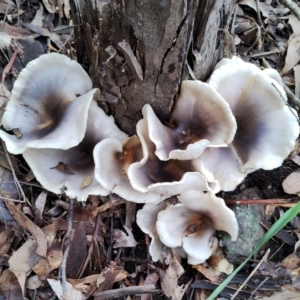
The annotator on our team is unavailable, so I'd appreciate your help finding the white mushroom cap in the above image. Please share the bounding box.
[0,53,93,154]
[156,203,215,265]
[127,119,220,198]
[156,191,238,265]
[136,202,167,262]
[192,147,246,192]
[209,59,300,173]
[94,136,162,204]
[144,80,237,160]
[23,98,127,201]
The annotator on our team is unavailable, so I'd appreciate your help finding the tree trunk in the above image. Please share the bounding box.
[70,0,235,135]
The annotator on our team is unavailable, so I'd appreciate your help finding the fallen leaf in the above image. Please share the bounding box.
[0,0,16,14]
[289,14,300,36]
[81,175,92,189]
[4,199,48,257]
[259,290,300,300]
[34,191,48,226]
[281,35,300,75]
[159,247,191,300]
[91,199,125,217]
[282,171,300,194]
[8,238,40,296]
[27,275,43,290]
[193,264,220,283]
[141,272,159,300]
[42,0,57,13]
[281,252,300,269]
[0,269,23,299]
[47,240,63,270]
[0,229,14,256]
[113,225,138,248]
[31,4,44,28]
[48,278,86,300]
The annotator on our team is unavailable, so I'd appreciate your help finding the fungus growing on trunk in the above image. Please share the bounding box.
[93,136,162,204]
[143,80,237,160]
[0,53,93,154]
[23,96,127,201]
[137,190,238,265]
[127,118,220,198]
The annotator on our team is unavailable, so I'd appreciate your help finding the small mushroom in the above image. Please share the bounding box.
[23,95,128,201]
[208,57,299,173]
[144,80,237,160]
[156,191,238,265]
[0,53,93,154]
[127,118,220,198]
[136,201,186,262]
[93,136,162,204]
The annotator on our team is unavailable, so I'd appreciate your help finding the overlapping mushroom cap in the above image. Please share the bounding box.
[144,80,237,160]
[137,191,238,265]
[127,118,220,198]
[23,95,128,201]
[0,53,93,154]
[192,57,300,191]
[93,136,162,204]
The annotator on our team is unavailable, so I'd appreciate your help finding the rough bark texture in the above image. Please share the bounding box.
[70,0,235,135]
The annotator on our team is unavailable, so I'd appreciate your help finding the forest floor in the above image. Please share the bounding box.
[1,0,300,300]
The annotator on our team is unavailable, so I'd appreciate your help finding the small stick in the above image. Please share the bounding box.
[1,140,29,205]
[279,0,300,21]
[225,198,298,205]
[230,249,270,300]
[59,198,74,296]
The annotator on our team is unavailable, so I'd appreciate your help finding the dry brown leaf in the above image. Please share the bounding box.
[47,241,63,270]
[281,252,300,269]
[8,238,40,296]
[48,278,86,300]
[281,35,300,75]
[4,199,48,257]
[0,21,34,38]
[64,0,71,18]
[289,14,300,36]
[0,269,23,299]
[193,264,220,283]
[282,171,300,194]
[31,4,44,27]
[159,248,191,300]
[259,290,300,300]
[141,272,160,300]
[35,191,47,226]
[113,225,138,248]
[42,0,57,14]
[91,199,125,217]
[68,274,99,293]
[27,275,43,290]
[43,221,58,246]
[80,175,92,189]
[0,0,16,14]
[0,229,14,256]
[32,257,50,280]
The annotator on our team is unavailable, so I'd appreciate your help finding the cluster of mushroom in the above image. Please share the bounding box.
[0,53,298,266]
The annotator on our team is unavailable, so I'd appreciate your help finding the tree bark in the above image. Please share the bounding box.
[70,0,235,135]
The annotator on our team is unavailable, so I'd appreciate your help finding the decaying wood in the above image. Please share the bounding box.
[70,0,234,134]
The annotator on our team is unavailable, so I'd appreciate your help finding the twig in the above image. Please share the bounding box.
[255,0,264,28]
[279,0,300,21]
[250,277,269,298]
[283,83,300,109]
[94,284,160,299]
[225,198,299,205]
[77,213,101,278]
[57,29,74,53]
[231,249,270,300]
[249,49,281,58]
[59,198,74,296]
[1,140,28,205]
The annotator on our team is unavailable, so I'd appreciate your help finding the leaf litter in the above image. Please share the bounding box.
[0,0,300,300]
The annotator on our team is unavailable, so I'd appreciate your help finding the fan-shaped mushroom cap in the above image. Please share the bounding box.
[23,97,127,201]
[209,58,299,173]
[136,202,166,262]
[127,119,220,198]
[136,202,186,262]
[192,147,246,192]
[144,80,237,160]
[0,53,93,154]
[156,191,238,265]
[94,136,162,204]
